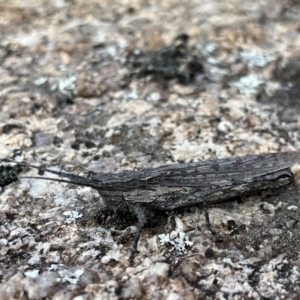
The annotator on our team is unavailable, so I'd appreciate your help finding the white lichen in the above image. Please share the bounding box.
[63,210,83,224]
[159,232,193,254]
[24,269,40,278]
[240,50,275,68]
[233,74,264,95]
[56,269,84,284]
[58,75,77,93]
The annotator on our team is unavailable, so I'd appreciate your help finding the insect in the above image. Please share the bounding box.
[7,151,300,260]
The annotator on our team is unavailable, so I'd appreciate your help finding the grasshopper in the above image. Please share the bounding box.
[7,151,300,260]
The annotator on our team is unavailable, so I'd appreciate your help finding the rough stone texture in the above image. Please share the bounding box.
[1,0,300,299]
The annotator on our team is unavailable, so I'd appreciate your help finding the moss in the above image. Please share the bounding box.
[0,165,20,188]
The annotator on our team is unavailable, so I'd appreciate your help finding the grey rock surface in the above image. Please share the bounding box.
[1,0,300,299]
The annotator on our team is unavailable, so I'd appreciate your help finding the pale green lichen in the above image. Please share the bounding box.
[58,75,77,93]
[63,210,83,224]
[240,50,275,68]
[57,269,84,284]
[159,232,193,254]
[233,74,264,94]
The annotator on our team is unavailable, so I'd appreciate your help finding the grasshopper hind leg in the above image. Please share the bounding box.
[129,203,149,261]
[203,201,223,242]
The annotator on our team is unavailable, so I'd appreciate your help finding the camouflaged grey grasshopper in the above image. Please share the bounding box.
[8,151,300,260]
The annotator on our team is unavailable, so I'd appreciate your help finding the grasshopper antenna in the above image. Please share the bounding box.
[4,159,101,189]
